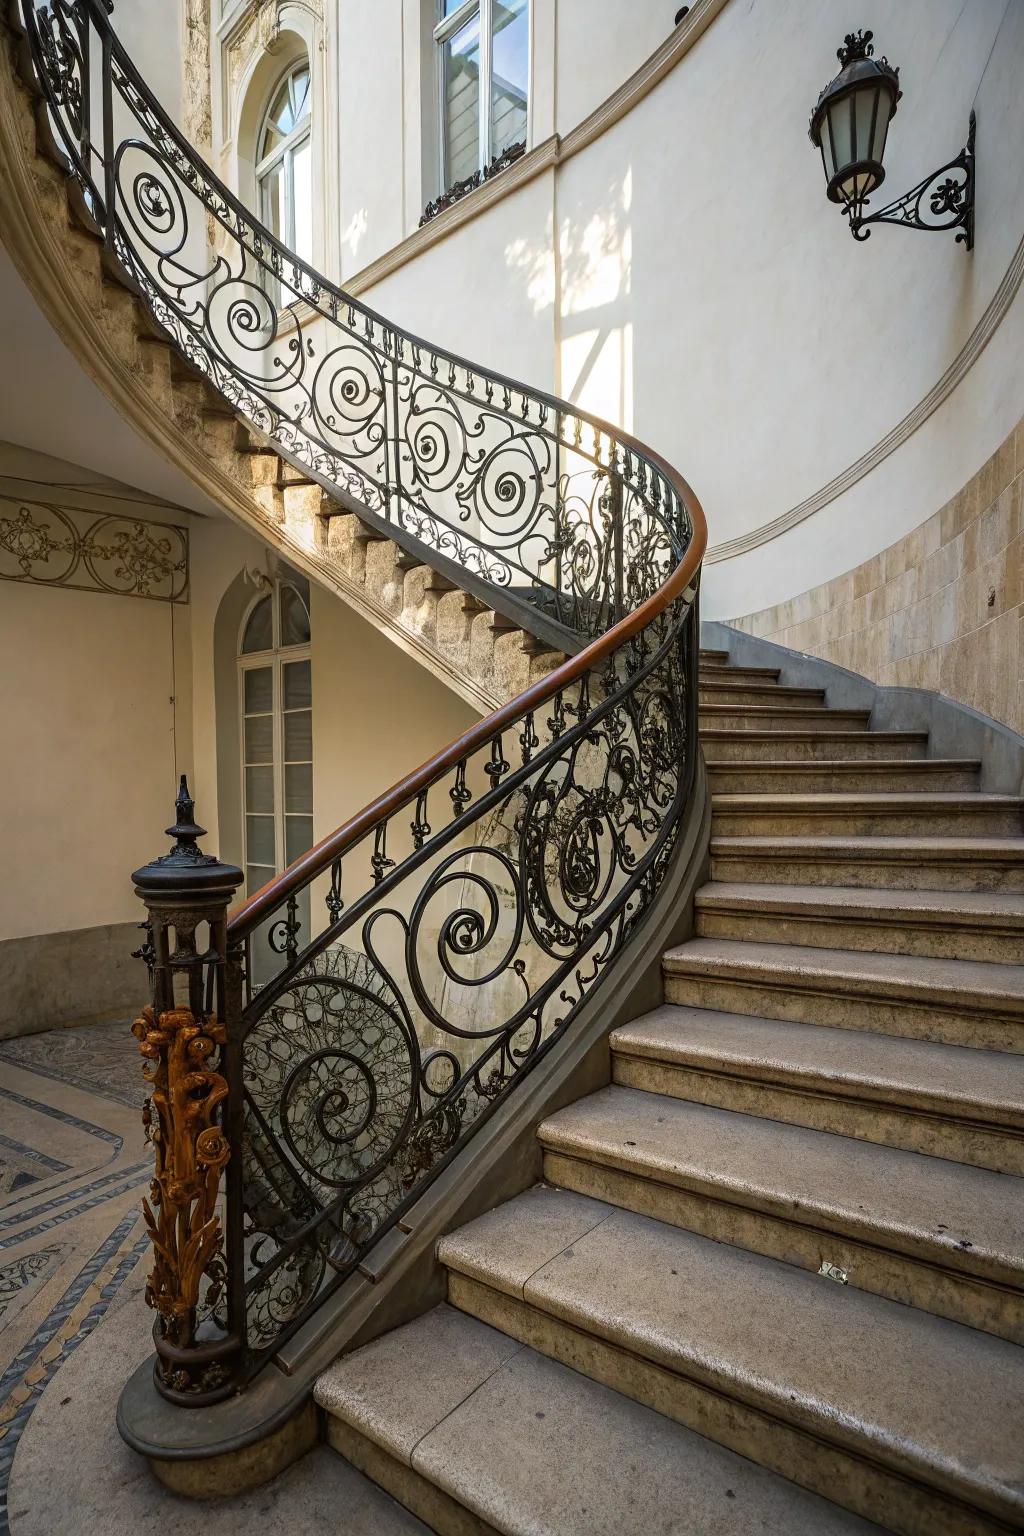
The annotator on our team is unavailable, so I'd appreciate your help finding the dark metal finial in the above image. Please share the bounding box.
[838,29,874,66]
[165,773,207,852]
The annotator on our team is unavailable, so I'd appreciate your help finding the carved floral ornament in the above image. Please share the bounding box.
[0,495,188,601]
[132,1004,232,1392]
[225,0,322,90]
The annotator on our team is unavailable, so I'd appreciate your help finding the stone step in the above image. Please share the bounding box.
[694,881,1024,962]
[663,937,1024,1051]
[611,1003,1024,1174]
[701,730,928,761]
[710,835,1024,892]
[316,1304,881,1536]
[700,662,782,682]
[699,681,825,706]
[710,792,1024,838]
[706,758,981,793]
[699,647,730,663]
[439,1187,1024,1536]
[538,1087,1024,1340]
[699,705,871,732]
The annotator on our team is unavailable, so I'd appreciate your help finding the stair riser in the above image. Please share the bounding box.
[541,1151,1024,1348]
[709,852,1024,892]
[695,908,1024,964]
[700,712,868,733]
[325,1418,497,1536]
[701,736,927,761]
[711,809,1024,837]
[700,666,781,684]
[612,1054,1024,1177]
[699,687,824,707]
[707,767,980,792]
[663,972,1024,1053]
[446,1271,1007,1536]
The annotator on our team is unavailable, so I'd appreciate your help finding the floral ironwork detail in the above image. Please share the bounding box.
[131,1005,231,1394]
[420,139,526,227]
[0,496,188,600]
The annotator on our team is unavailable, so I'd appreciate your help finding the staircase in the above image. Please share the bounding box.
[0,15,568,715]
[315,644,1024,1536]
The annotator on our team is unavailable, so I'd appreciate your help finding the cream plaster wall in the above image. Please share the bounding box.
[338,0,1022,628]
[0,440,195,942]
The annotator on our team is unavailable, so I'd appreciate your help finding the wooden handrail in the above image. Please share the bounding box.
[229,450,707,939]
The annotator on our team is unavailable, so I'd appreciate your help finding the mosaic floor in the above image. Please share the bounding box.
[0,1021,427,1536]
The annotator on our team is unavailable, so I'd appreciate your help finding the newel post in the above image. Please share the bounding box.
[131,775,245,1404]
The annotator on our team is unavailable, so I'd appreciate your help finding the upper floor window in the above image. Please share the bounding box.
[256,61,313,263]
[435,0,528,190]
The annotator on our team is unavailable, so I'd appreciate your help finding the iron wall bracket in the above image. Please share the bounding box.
[851,110,975,250]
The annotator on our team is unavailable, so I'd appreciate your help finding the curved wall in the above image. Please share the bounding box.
[332,0,1023,633]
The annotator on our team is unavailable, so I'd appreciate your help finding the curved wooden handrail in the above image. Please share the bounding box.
[229,452,707,938]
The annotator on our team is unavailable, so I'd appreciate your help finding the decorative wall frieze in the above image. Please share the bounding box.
[0,494,189,602]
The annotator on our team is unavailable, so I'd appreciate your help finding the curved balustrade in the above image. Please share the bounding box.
[15,0,707,1405]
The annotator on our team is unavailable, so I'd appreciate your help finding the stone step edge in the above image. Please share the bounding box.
[609,1007,1024,1130]
[440,1226,1020,1536]
[662,945,1024,1017]
[693,884,1024,931]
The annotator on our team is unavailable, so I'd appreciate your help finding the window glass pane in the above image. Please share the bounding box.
[284,708,312,762]
[246,814,276,866]
[491,0,528,158]
[285,762,313,815]
[244,665,273,715]
[280,582,311,646]
[246,865,274,897]
[283,658,312,711]
[441,0,470,14]
[244,712,274,765]
[242,596,273,654]
[291,66,311,126]
[285,814,314,866]
[246,765,275,815]
[443,14,481,183]
[292,135,313,262]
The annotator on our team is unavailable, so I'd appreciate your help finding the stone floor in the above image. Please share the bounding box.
[0,1022,428,1536]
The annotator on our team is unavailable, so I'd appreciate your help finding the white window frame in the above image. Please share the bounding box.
[434,0,530,192]
[255,60,313,261]
[237,578,313,897]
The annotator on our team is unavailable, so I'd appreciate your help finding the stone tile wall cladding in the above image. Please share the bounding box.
[731,415,1024,733]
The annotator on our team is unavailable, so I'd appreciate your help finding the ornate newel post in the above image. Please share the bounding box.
[131,776,245,1405]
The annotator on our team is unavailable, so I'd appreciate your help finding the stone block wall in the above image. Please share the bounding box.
[729,415,1024,734]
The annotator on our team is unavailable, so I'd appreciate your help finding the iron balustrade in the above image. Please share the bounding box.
[14,0,708,1404]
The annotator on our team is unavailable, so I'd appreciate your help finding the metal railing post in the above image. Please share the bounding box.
[131,776,245,1405]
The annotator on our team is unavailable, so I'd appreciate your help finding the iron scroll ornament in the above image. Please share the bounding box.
[851,112,976,249]
[14,0,706,1398]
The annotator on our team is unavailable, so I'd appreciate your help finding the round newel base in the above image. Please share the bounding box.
[117,1351,318,1499]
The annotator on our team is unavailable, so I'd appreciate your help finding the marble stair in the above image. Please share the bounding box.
[315,653,1024,1534]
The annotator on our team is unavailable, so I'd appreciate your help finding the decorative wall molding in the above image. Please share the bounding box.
[707,227,1024,565]
[342,0,732,297]
[0,494,189,602]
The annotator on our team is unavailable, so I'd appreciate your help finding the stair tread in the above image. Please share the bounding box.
[701,729,926,741]
[695,880,1024,925]
[663,936,1024,1006]
[700,704,868,717]
[317,1303,878,1535]
[439,1187,1024,1524]
[712,833,1024,858]
[711,792,1022,809]
[538,1086,1024,1286]
[611,1003,1024,1122]
[705,757,980,769]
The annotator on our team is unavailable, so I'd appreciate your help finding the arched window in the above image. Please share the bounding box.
[238,574,313,903]
[256,61,313,263]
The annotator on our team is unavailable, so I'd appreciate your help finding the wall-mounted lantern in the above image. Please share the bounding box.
[809,30,975,249]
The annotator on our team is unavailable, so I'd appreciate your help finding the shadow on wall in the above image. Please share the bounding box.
[505,166,635,432]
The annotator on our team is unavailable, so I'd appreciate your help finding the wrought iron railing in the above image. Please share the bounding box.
[13,0,707,1404]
